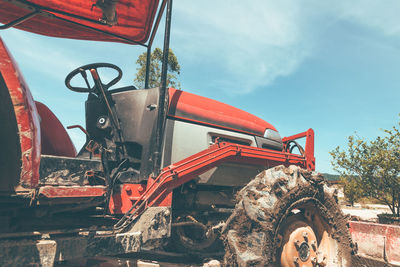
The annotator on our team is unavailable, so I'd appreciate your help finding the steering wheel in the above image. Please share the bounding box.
[65,63,122,93]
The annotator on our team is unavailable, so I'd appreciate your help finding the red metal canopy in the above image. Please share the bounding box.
[0,0,160,44]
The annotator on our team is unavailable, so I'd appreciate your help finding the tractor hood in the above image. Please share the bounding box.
[168,88,277,137]
[0,0,159,44]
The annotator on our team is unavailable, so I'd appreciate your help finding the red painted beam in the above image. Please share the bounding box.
[118,138,313,217]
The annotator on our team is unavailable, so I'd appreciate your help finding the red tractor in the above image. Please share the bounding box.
[0,1,358,266]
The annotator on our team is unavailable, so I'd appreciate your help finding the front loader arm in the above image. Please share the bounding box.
[113,131,314,230]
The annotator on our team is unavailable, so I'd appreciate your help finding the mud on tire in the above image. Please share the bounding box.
[223,165,356,267]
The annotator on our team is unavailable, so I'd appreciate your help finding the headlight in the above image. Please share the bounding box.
[263,129,282,142]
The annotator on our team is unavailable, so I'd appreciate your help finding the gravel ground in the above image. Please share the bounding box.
[341,203,392,221]
[56,252,222,267]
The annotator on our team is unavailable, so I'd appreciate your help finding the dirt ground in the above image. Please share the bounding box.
[341,203,392,222]
[55,250,223,267]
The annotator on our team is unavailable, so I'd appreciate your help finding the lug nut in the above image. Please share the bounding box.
[125,186,132,195]
[138,185,145,193]
[294,239,300,247]
[303,231,308,240]
[311,240,317,250]
[293,257,299,263]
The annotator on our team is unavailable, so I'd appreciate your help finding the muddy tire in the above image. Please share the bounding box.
[223,165,356,267]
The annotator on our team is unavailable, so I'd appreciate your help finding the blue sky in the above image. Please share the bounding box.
[1,1,400,173]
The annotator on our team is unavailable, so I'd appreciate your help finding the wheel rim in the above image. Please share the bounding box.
[279,204,337,267]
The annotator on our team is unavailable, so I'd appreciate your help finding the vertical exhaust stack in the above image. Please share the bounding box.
[152,0,173,176]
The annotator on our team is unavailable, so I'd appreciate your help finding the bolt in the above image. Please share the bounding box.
[311,257,316,263]
[293,257,299,264]
[303,231,308,240]
[125,186,132,195]
[294,239,300,248]
[138,185,144,193]
[311,240,317,250]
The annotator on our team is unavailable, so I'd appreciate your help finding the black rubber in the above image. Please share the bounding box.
[0,73,21,192]
[65,63,122,93]
[222,165,356,267]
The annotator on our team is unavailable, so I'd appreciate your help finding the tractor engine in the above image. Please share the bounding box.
[84,83,284,251]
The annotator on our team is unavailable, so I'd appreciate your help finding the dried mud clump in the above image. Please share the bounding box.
[222,165,356,267]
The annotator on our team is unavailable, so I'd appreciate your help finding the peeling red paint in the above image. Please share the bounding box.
[386,224,400,265]
[38,186,106,198]
[349,221,400,266]
[109,184,172,214]
[0,37,41,189]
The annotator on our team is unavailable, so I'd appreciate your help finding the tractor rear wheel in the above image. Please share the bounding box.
[223,165,356,267]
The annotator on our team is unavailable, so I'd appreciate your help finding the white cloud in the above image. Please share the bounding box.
[1,29,138,85]
[172,0,400,94]
[172,1,318,94]
[336,1,400,36]
[2,30,85,80]
[3,1,400,97]
[1,29,140,149]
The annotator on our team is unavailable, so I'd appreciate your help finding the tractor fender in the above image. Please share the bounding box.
[0,37,41,191]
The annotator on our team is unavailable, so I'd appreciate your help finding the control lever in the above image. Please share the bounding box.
[79,68,91,90]
[89,68,127,156]
[89,68,119,131]
[67,125,89,138]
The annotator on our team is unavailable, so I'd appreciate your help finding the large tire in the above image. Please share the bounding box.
[223,165,356,267]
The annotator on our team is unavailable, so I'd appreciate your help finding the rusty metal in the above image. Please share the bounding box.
[39,155,103,186]
[0,38,41,190]
[38,185,106,198]
[349,221,400,266]
[280,221,317,267]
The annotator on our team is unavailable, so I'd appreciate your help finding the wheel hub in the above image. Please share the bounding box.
[280,221,318,267]
[298,242,310,262]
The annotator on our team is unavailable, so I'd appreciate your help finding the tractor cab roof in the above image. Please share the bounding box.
[0,0,161,45]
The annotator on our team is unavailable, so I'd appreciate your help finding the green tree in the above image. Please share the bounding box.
[330,118,400,216]
[339,175,363,206]
[134,48,181,89]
